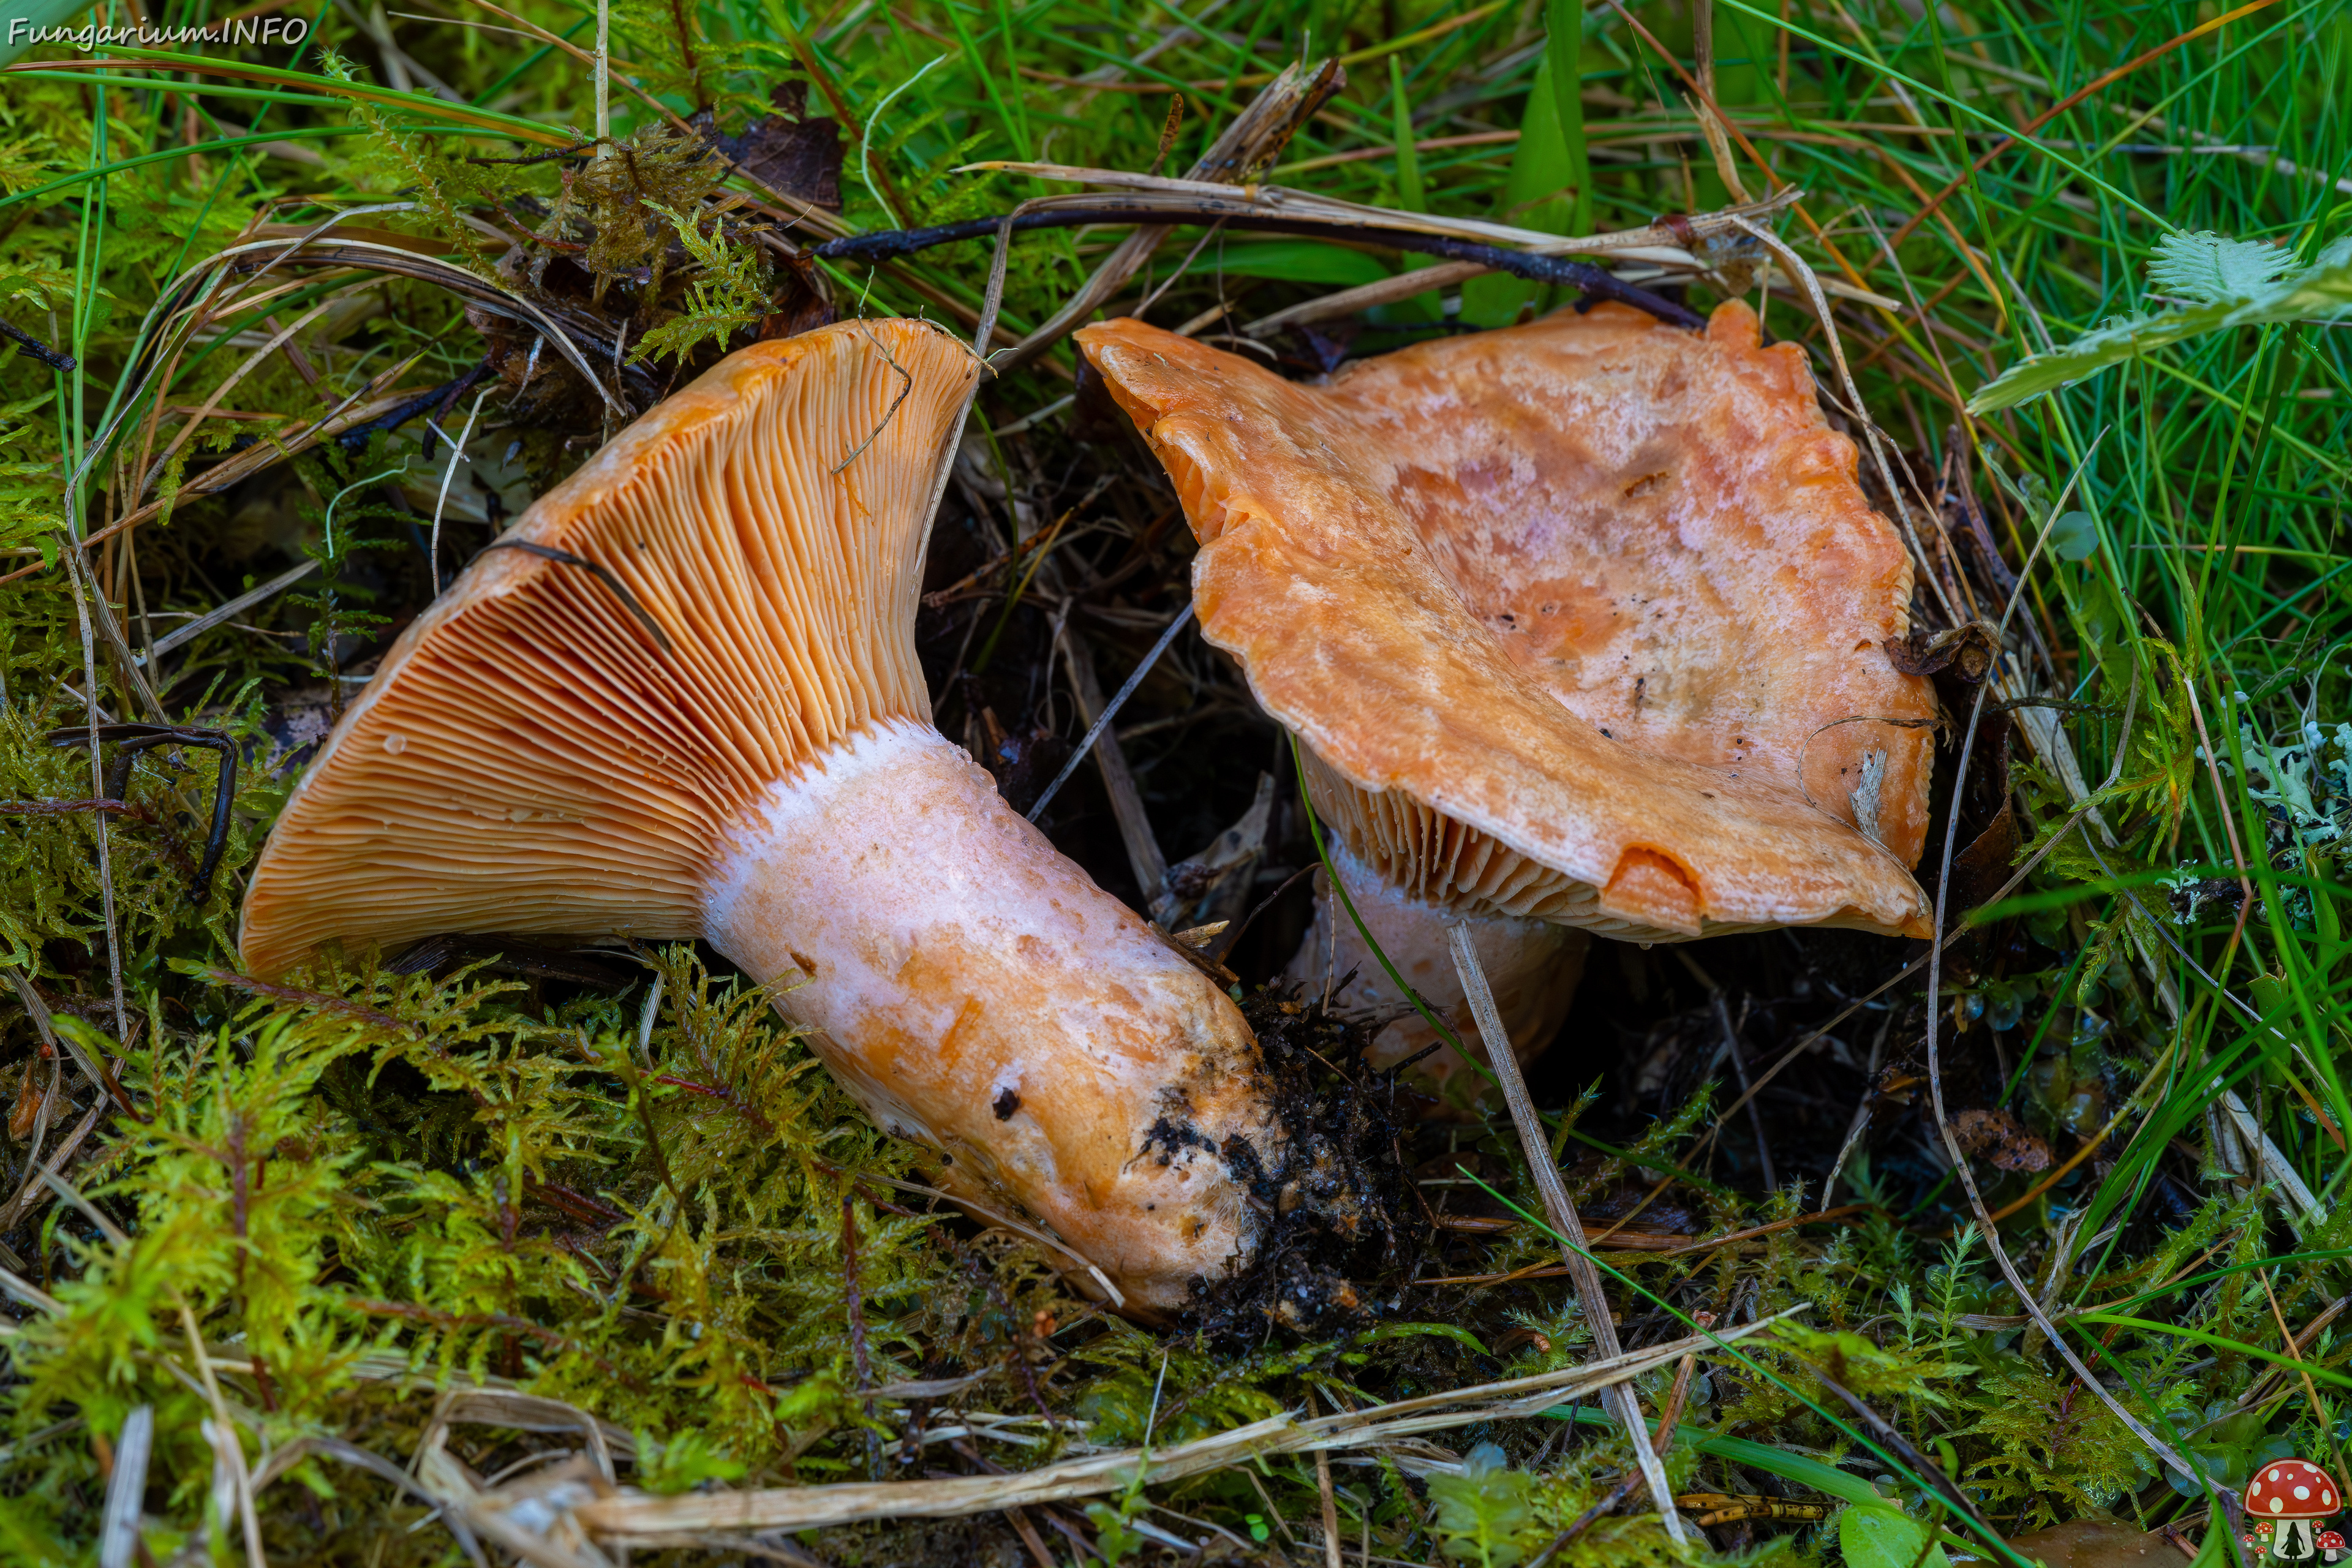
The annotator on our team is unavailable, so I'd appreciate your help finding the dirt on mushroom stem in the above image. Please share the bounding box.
[1173,984,1431,1340]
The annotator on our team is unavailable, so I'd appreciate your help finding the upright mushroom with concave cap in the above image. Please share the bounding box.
[1077,302,1936,1099]
[238,318,1289,1316]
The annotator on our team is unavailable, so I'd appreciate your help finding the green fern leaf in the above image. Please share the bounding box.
[1968,236,2352,412]
[2146,230,2299,302]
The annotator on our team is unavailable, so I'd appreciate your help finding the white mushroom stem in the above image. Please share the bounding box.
[706,719,1279,1313]
[1285,842,1588,1106]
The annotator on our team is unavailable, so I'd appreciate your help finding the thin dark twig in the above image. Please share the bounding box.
[1807,1361,1996,1535]
[1385,1040,1447,1076]
[0,797,135,817]
[819,211,1706,330]
[1529,1473,1645,1565]
[333,375,471,454]
[1714,994,1775,1190]
[464,143,596,167]
[188,967,414,1034]
[651,1074,776,1136]
[1985,696,2122,718]
[843,1194,873,1395]
[420,358,494,461]
[475,540,674,654]
[1208,864,1317,965]
[1025,603,1195,823]
[0,317,75,371]
[45,724,238,902]
[843,1192,880,1477]
[833,324,914,475]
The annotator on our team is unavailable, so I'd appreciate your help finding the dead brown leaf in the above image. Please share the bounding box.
[709,83,843,210]
[1948,1106,2052,1172]
[1885,621,1997,681]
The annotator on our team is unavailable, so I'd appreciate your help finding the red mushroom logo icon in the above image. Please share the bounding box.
[2316,1530,2345,1562]
[2247,1460,2344,1559]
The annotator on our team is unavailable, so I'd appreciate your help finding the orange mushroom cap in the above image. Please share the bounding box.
[2248,1459,2343,1518]
[1077,301,1937,942]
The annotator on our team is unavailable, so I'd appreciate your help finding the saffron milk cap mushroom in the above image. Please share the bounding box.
[239,318,1285,1314]
[1077,303,1936,1088]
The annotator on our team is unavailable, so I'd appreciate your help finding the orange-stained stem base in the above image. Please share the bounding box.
[704,718,1281,1314]
[1287,842,1588,1115]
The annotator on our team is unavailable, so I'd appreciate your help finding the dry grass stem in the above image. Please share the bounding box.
[1444,923,1687,1545]
[572,1314,1792,1539]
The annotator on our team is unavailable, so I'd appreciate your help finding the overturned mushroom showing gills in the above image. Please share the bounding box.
[1079,303,1936,1093]
[239,319,1282,1314]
